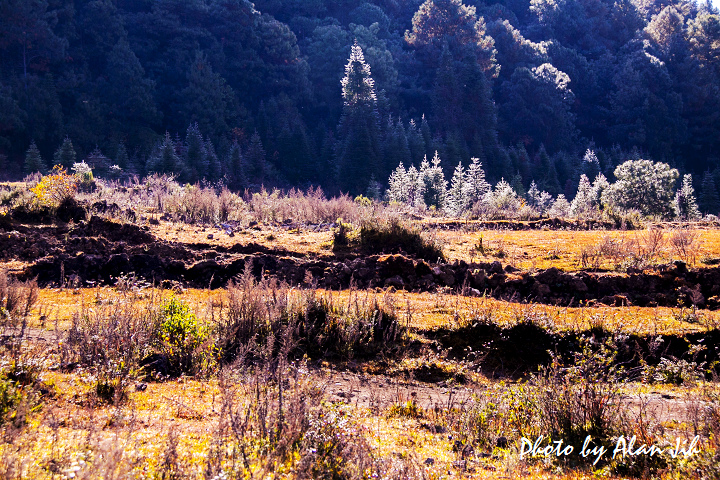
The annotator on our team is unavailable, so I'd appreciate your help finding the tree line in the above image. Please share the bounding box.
[2,0,720,213]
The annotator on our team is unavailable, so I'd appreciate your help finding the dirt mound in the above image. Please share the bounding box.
[4,216,720,310]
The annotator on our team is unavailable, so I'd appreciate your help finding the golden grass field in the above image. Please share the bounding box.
[3,219,720,479]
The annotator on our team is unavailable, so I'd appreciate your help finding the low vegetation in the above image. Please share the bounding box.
[0,174,719,479]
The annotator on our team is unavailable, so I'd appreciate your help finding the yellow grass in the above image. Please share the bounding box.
[25,287,717,337]
[438,228,720,271]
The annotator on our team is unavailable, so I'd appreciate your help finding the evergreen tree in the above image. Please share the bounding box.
[462,157,490,207]
[205,139,221,182]
[228,141,246,190]
[336,42,382,193]
[570,174,597,219]
[24,141,46,174]
[673,174,701,220]
[602,160,679,218]
[53,137,76,170]
[447,161,466,216]
[419,152,448,210]
[700,171,720,214]
[406,165,422,207]
[184,123,207,182]
[387,162,409,204]
[115,142,129,170]
[548,195,571,218]
[148,132,180,175]
[246,131,268,186]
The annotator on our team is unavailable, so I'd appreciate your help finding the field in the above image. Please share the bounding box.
[1,179,719,479]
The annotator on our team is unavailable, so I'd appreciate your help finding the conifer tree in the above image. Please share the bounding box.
[447,161,466,216]
[337,42,382,193]
[115,142,129,170]
[228,141,245,190]
[700,172,720,215]
[419,152,448,210]
[53,137,76,170]
[148,132,179,175]
[246,131,267,186]
[24,141,46,174]
[185,123,207,182]
[387,162,409,204]
[570,174,596,219]
[673,174,701,220]
[462,157,490,207]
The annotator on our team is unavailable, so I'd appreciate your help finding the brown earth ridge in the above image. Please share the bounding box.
[4,215,720,310]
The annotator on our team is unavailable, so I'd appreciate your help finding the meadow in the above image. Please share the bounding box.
[1,176,719,479]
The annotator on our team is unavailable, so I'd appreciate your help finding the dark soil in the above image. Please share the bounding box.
[4,216,720,310]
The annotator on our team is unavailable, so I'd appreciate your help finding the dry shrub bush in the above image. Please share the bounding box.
[579,228,703,270]
[63,296,159,403]
[670,228,700,265]
[355,215,444,262]
[247,187,367,225]
[163,185,245,224]
[218,267,405,365]
[533,337,625,457]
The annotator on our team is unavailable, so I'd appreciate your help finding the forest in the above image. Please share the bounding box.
[2,0,720,211]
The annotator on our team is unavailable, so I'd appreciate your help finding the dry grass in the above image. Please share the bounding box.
[22,287,717,337]
[440,228,720,271]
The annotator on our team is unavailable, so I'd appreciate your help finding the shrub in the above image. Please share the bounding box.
[72,162,95,192]
[602,159,679,219]
[532,336,625,465]
[0,374,22,425]
[154,296,214,376]
[217,269,405,365]
[358,216,444,262]
[30,165,78,209]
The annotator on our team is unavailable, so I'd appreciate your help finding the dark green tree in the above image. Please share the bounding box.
[24,141,46,174]
[53,137,76,170]
[336,42,382,193]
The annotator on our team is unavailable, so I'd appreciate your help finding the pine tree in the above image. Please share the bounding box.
[115,142,129,170]
[673,174,701,220]
[246,131,267,186]
[527,181,540,208]
[228,141,246,190]
[447,161,466,216]
[205,139,221,182]
[419,152,448,210]
[337,42,382,193]
[387,162,409,204]
[462,157,490,207]
[24,141,47,174]
[53,137,76,170]
[700,172,720,215]
[184,123,207,182]
[406,165,422,207]
[548,194,571,218]
[148,132,179,175]
[570,174,596,219]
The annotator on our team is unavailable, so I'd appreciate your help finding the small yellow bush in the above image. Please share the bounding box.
[30,165,77,208]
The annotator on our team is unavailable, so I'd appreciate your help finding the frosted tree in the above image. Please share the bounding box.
[527,181,553,215]
[447,161,466,216]
[570,174,596,219]
[462,157,490,207]
[337,42,382,193]
[592,173,610,209]
[406,164,422,207]
[548,194,571,218]
[602,160,678,219]
[387,162,409,203]
[419,152,447,210]
[479,178,522,218]
[673,174,701,220]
